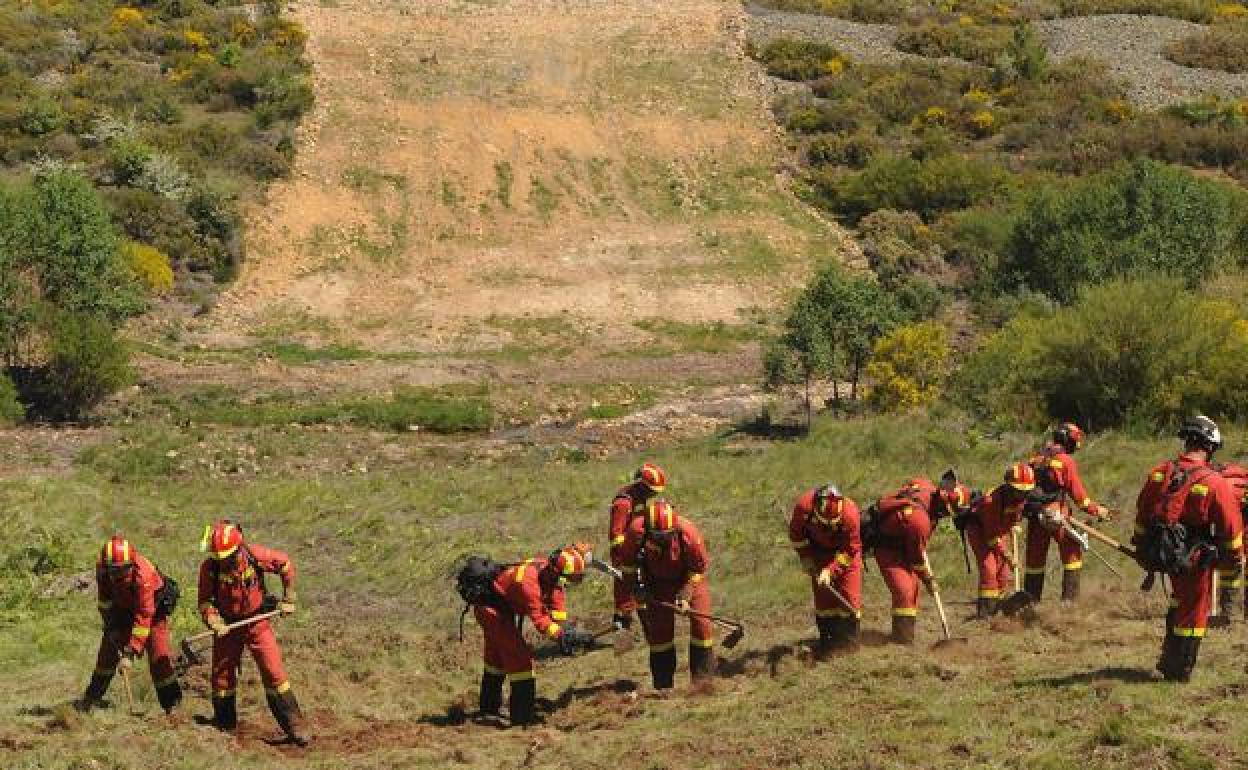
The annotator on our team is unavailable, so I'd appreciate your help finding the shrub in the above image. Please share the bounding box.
[1000,159,1248,302]
[0,371,23,425]
[121,241,174,294]
[816,152,1010,222]
[753,39,848,82]
[895,20,1013,66]
[23,313,134,422]
[866,321,952,412]
[1166,20,1248,73]
[858,209,950,290]
[956,278,1248,429]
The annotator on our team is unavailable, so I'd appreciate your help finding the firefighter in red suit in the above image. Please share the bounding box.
[1214,462,1248,624]
[474,545,594,725]
[1024,423,1110,603]
[198,521,304,743]
[959,464,1034,618]
[78,536,182,714]
[608,463,667,630]
[870,476,967,643]
[1133,416,1244,681]
[788,483,862,656]
[619,499,713,689]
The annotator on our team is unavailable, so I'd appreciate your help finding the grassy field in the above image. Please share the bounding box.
[6,412,1248,768]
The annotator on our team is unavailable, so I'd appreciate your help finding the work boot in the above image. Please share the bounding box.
[1060,569,1080,602]
[211,694,238,731]
[814,616,834,658]
[76,671,113,712]
[478,671,505,716]
[1023,572,1045,602]
[1162,636,1203,683]
[1211,587,1237,628]
[266,688,307,745]
[508,678,538,726]
[890,615,916,645]
[154,677,183,714]
[976,598,999,619]
[648,647,677,690]
[841,616,860,651]
[689,643,714,681]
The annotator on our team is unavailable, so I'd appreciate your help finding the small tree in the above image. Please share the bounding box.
[865,321,951,413]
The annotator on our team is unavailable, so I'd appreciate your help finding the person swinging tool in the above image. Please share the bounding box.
[198,520,305,744]
[607,463,667,631]
[959,463,1033,618]
[866,474,968,644]
[78,536,182,714]
[1023,422,1110,603]
[465,544,595,726]
[788,483,862,657]
[1133,416,1244,682]
[619,499,714,690]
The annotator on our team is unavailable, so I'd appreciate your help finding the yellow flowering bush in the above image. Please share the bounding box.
[968,109,996,136]
[183,29,211,51]
[121,241,174,294]
[110,7,144,30]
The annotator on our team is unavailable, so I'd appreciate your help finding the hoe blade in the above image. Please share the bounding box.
[722,626,745,649]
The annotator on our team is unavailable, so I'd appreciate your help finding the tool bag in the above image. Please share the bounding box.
[456,555,506,640]
[1137,463,1216,576]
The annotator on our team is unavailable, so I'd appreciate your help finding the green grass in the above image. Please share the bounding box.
[8,411,1248,767]
[634,319,768,354]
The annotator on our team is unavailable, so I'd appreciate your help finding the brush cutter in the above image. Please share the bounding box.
[176,610,283,674]
[1065,518,1138,560]
[922,552,967,649]
[652,600,745,649]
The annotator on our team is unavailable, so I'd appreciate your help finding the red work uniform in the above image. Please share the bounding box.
[474,558,568,683]
[619,516,713,663]
[197,544,296,701]
[608,481,652,616]
[873,479,937,620]
[967,485,1024,602]
[1025,443,1098,579]
[789,488,863,620]
[95,553,179,705]
[1134,452,1244,639]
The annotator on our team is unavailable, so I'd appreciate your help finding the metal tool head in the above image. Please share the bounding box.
[589,556,623,581]
[722,625,745,649]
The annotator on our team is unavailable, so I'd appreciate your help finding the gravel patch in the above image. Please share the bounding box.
[1035,15,1248,109]
[746,5,1248,108]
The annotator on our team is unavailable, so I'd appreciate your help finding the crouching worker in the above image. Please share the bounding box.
[79,536,181,714]
[457,544,595,726]
[788,483,862,657]
[620,499,714,690]
[198,520,304,744]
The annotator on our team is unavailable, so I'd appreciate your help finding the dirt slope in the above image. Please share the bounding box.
[203,0,840,355]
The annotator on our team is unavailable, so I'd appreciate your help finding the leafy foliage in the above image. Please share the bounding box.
[20,313,135,422]
[865,321,952,412]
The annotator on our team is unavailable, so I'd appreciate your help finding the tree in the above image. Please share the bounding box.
[865,321,951,413]
[766,264,903,425]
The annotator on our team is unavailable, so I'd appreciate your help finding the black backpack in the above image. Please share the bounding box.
[154,568,180,620]
[1137,464,1216,576]
[456,555,507,640]
[860,504,882,552]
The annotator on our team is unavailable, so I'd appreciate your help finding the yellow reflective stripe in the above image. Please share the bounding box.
[688,573,704,583]
[836,553,852,567]
[507,670,535,682]
[1174,627,1207,638]
[611,535,626,546]
[1079,498,1091,508]
[546,623,561,639]
[690,638,714,648]
[280,563,292,574]
[264,681,292,696]
[97,600,113,609]
[512,559,534,584]
[892,608,918,617]
[790,539,810,548]
[1049,460,1064,469]
[979,589,1001,598]
[484,664,503,675]
[648,642,675,652]
[551,610,567,621]
[1151,472,1166,482]
[1064,561,1083,571]
[132,626,151,638]
[1192,484,1209,497]
[213,689,236,698]
[1226,535,1243,550]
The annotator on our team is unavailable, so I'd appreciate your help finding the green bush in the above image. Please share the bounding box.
[814,152,1010,222]
[956,278,1248,429]
[25,313,135,422]
[895,21,1013,66]
[858,209,950,290]
[1167,21,1248,72]
[1000,159,1248,302]
[753,39,847,82]
[0,370,23,425]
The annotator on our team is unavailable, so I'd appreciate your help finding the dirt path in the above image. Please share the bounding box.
[746,6,1248,109]
[198,0,840,358]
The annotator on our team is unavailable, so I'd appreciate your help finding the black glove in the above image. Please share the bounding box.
[632,585,650,604]
[558,625,595,656]
[612,612,632,631]
[953,514,968,532]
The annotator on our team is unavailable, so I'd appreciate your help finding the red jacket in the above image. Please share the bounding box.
[97,553,164,655]
[789,488,862,577]
[198,543,294,625]
[619,515,709,592]
[1134,452,1244,558]
[1031,443,1095,512]
[970,484,1025,553]
[609,482,651,553]
[493,558,568,640]
[875,479,935,576]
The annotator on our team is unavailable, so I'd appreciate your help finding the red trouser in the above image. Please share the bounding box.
[1024,517,1083,576]
[95,617,177,689]
[638,579,713,651]
[1169,567,1214,638]
[967,526,1014,599]
[809,560,862,619]
[875,546,921,617]
[611,545,637,614]
[474,604,535,681]
[211,618,290,697]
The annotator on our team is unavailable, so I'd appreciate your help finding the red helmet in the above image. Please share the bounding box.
[1005,462,1036,492]
[99,536,135,569]
[202,520,243,560]
[1053,422,1085,452]
[647,498,678,532]
[939,483,973,516]
[635,463,668,493]
[550,546,588,584]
